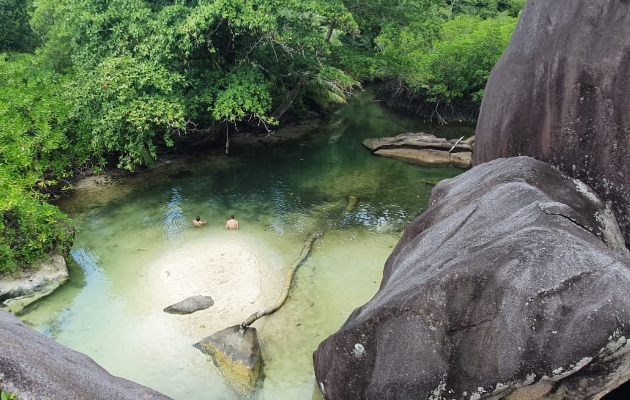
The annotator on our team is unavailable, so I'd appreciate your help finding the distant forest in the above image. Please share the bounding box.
[0,0,523,271]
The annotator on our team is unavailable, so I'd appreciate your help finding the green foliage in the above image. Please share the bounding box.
[0,53,80,272]
[1,389,18,400]
[306,66,358,109]
[408,14,518,103]
[36,0,383,167]
[211,65,274,123]
[73,55,186,170]
[0,377,50,400]
[0,53,89,192]
[376,11,518,112]
[0,196,74,274]
[448,0,525,18]
[0,0,38,52]
[30,0,79,71]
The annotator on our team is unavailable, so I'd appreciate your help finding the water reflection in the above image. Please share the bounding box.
[162,187,185,241]
[71,247,102,278]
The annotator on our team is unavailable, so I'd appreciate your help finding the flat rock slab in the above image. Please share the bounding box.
[0,310,173,400]
[364,132,473,168]
[363,132,473,152]
[194,325,262,393]
[163,295,214,315]
[374,148,472,168]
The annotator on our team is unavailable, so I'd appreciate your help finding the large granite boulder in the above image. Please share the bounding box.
[474,0,630,248]
[0,310,173,400]
[363,132,473,168]
[313,157,630,400]
[0,255,69,313]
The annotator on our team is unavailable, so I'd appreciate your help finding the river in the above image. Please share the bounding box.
[17,91,472,400]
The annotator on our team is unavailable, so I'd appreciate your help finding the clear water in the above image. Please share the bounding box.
[17,90,470,400]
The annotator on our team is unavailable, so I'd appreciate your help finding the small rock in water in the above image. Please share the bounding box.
[163,295,214,315]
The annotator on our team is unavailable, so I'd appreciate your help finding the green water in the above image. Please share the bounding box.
[17,91,469,399]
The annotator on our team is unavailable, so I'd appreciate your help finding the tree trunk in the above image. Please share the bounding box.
[270,75,308,121]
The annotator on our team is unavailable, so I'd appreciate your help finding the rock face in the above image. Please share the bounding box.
[0,255,69,313]
[0,310,173,400]
[194,325,262,394]
[163,295,214,315]
[313,157,630,400]
[474,0,630,248]
[363,132,473,168]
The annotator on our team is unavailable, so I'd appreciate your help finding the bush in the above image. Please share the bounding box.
[0,53,80,273]
[400,14,518,104]
[0,196,74,274]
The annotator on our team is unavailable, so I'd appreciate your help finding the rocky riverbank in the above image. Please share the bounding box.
[0,255,69,314]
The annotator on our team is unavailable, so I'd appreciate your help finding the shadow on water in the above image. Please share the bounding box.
[21,89,466,400]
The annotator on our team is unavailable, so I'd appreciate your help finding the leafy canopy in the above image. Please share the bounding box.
[0,0,525,271]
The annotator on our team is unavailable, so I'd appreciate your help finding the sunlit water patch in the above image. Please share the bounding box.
[19,91,468,399]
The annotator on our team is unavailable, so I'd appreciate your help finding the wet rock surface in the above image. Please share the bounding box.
[474,0,630,247]
[0,310,173,400]
[313,156,630,400]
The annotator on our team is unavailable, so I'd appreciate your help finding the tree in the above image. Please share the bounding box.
[0,0,38,52]
[373,2,522,121]
[34,0,368,169]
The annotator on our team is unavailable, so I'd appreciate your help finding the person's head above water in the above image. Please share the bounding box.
[196,216,201,221]
[230,214,235,219]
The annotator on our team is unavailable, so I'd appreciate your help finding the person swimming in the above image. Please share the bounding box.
[225,214,239,230]
[193,216,207,227]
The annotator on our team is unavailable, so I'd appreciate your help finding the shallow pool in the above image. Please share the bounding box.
[18,92,469,399]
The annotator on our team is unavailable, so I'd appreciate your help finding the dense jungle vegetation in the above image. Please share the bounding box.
[0,0,524,272]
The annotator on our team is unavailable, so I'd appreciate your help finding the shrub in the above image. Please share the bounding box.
[0,196,74,274]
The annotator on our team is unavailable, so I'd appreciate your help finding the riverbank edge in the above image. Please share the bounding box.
[0,254,69,314]
[0,119,322,307]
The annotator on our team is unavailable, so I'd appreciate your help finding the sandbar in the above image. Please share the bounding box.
[143,234,274,340]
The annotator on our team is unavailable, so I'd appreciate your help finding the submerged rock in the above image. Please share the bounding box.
[363,132,473,168]
[474,0,630,247]
[163,295,214,315]
[0,310,173,400]
[313,156,630,400]
[0,255,69,313]
[194,325,262,394]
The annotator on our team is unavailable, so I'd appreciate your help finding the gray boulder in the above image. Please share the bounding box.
[0,310,173,400]
[194,325,262,394]
[474,0,630,248]
[163,295,214,315]
[363,132,473,168]
[313,157,630,400]
[0,255,69,313]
